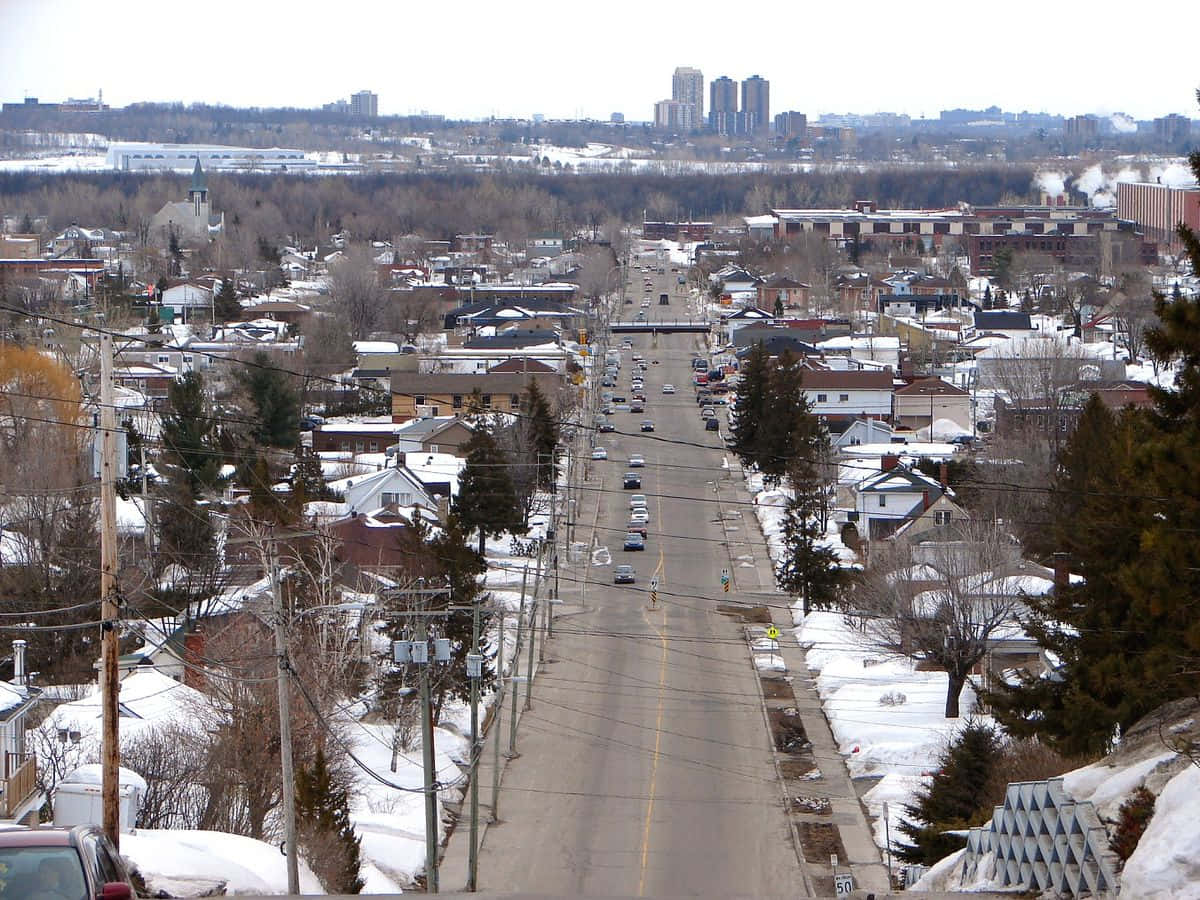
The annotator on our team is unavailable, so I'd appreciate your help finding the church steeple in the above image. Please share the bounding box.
[188,158,208,204]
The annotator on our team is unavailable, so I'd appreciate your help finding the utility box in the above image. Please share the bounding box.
[53,764,146,833]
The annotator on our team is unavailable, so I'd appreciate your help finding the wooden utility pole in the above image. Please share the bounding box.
[418,614,439,894]
[99,331,120,848]
[269,535,300,895]
[466,598,482,892]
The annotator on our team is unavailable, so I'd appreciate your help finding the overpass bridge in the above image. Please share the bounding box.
[609,319,712,334]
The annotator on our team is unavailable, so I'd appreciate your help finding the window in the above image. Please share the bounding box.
[511,394,521,409]
[414,395,426,406]
[340,442,350,451]
[934,510,951,525]
[817,393,827,402]
[839,393,849,402]
[878,495,887,508]
[452,394,463,409]
[355,441,365,451]
[429,444,439,453]
[482,394,492,408]
[369,441,379,452]
[157,354,170,364]
[183,355,193,364]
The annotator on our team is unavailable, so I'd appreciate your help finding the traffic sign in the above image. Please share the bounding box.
[650,576,660,590]
[833,872,854,895]
[719,568,730,585]
[723,581,730,593]
[765,625,780,640]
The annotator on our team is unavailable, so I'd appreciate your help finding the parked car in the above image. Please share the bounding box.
[628,453,646,467]
[706,418,720,432]
[591,446,608,460]
[701,406,716,420]
[623,472,642,489]
[0,826,136,900]
[613,565,636,584]
[640,420,655,432]
[623,532,646,551]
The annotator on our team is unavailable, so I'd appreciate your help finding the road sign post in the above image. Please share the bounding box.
[649,576,659,608]
[719,568,730,594]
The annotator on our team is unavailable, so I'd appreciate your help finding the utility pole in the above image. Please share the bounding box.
[140,442,153,556]
[490,607,505,823]
[524,544,541,711]
[269,534,300,896]
[466,598,482,892]
[507,565,528,757]
[99,331,120,849]
[417,614,439,894]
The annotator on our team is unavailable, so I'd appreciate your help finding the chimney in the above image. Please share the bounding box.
[183,629,206,690]
[881,454,900,472]
[1052,552,1069,592]
[939,462,948,489]
[12,639,26,685]
[922,489,931,511]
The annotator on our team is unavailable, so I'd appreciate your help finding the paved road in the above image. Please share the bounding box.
[469,267,808,896]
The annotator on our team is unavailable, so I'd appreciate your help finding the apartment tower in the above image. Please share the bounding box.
[740,75,770,134]
[709,76,738,135]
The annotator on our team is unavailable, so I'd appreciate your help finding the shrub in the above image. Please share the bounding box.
[1110,787,1156,864]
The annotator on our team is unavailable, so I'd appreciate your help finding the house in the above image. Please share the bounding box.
[889,492,970,543]
[973,309,1037,339]
[114,362,177,401]
[160,281,214,321]
[852,457,948,540]
[332,466,437,517]
[487,357,558,375]
[391,416,475,456]
[757,276,810,313]
[312,418,404,455]
[444,298,583,333]
[834,418,895,450]
[713,266,763,295]
[815,335,902,370]
[975,335,1126,391]
[528,234,565,257]
[390,371,563,422]
[0,640,40,823]
[48,224,113,257]
[721,306,775,343]
[733,331,820,358]
[798,369,895,429]
[149,158,224,243]
[894,378,972,431]
[331,508,419,568]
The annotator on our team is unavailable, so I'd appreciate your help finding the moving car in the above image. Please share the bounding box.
[591,446,608,460]
[598,420,615,433]
[613,565,636,584]
[662,383,676,394]
[623,472,642,489]
[629,507,650,524]
[0,826,136,900]
[623,532,646,551]
[628,453,646,467]
[705,417,720,432]
[640,420,655,432]
[701,406,716,419]
[630,401,645,413]
[629,494,648,509]
[626,519,648,538]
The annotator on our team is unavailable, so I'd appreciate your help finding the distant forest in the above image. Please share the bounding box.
[0,167,1036,247]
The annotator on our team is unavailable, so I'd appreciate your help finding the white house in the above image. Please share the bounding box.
[161,281,214,319]
[834,418,895,450]
[893,377,972,431]
[799,369,895,427]
[815,335,902,370]
[332,466,436,516]
[722,306,775,344]
[853,459,948,540]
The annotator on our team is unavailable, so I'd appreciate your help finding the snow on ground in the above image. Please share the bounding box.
[1121,764,1200,899]
[124,829,324,896]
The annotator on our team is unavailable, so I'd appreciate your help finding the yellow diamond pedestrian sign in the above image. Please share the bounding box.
[765,626,780,640]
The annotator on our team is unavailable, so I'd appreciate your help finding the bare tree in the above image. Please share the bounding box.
[1111,269,1156,363]
[328,245,388,339]
[576,247,617,301]
[855,521,1029,718]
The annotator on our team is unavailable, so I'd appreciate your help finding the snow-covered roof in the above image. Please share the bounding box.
[354,341,400,354]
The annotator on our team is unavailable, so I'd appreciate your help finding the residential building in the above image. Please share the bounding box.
[799,369,895,428]
[774,110,807,140]
[390,417,476,456]
[709,76,737,134]
[654,99,696,131]
[1153,113,1191,143]
[313,419,404,455]
[351,90,378,119]
[1116,180,1200,252]
[1065,115,1099,138]
[973,310,1036,338]
[894,378,972,431]
[672,67,704,128]
[740,75,770,134]
[0,234,39,258]
[149,159,224,243]
[834,418,895,450]
[335,466,436,517]
[852,456,949,539]
[757,276,810,312]
[389,371,563,422]
[0,640,41,823]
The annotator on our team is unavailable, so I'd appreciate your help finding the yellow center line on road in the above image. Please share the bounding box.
[637,455,669,896]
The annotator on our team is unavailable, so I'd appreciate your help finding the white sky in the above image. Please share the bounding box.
[2,0,1197,122]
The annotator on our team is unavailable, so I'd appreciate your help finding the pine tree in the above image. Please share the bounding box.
[161,371,222,490]
[523,378,559,490]
[294,746,365,894]
[454,427,525,556]
[731,341,770,469]
[236,351,300,449]
[291,445,330,504]
[756,350,805,479]
[894,722,1004,866]
[214,274,240,321]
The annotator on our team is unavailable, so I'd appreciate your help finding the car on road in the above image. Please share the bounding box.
[706,417,720,432]
[623,532,646,551]
[623,472,642,489]
[696,390,712,405]
[598,420,615,433]
[629,493,647,509]
[640,420,655,432]
[613,565,636,584]
[629,507,650,524]
[630,400,645,413]
[0,825,137,900]
[662,383,676,394]
[635,312,647,321]
[701,406,716,419]
[591,446,608,460]
[601,376,614,387]
[626,519,647,538]
[628,453,645,467]
[621,340,633,349]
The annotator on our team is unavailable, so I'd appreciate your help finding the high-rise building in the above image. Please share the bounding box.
[350,90,378,118]
[740,75,769,134]
[1154,113,1192,143]
[654,99,696,132]
[709,76,738,135]
[672,67,704,129]
[774,110,807,141]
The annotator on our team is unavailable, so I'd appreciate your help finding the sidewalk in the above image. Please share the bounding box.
[714,465,892,896]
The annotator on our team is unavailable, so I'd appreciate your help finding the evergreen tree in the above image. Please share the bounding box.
[894,722,1004,866]
[983,284,993,309]
[523,378,559,490]
[291,445,330,504]
[294,746,364,894]
[776,421,847,615]
[214,274,240,321]
[756,350,805,479]
[161,371,221,490]
[236,351,300,449]
[19,213,33,234]
[731,341,770,469]
[454,427,525,556]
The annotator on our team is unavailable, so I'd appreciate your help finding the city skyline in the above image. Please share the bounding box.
[2,0,1198,122]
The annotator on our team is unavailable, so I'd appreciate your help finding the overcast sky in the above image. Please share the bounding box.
[2,0,1197,122]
